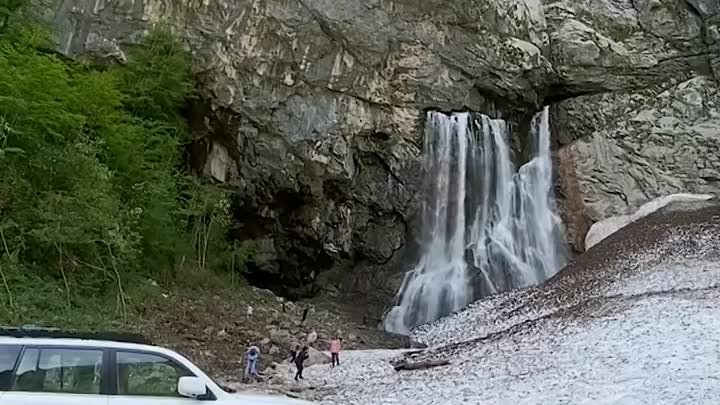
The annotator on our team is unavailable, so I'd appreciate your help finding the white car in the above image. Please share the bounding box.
[0,329,314,405]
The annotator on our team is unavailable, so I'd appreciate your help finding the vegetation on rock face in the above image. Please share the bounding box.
[0,1,254,329]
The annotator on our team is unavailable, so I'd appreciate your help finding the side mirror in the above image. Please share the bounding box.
[178,376,208,398]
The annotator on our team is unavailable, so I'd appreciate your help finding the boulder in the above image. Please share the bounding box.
[261,361,291,385]
[305,347,331,367]
[269,329,291,346]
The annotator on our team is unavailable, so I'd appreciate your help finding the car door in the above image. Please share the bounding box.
[1,346,109,405]
[0,344,23,403]
[107,350,214,405]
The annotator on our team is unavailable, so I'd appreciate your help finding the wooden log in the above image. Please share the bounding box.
[301,307,310,323]
[400,349,426,357]
[393,359,450,372]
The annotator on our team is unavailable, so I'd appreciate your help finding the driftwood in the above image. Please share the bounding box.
[400,349,425,358]
[301,307,310,323]
[393,359,450,372]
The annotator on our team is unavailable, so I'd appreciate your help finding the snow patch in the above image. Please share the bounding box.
[301,202,720,405]
[584,193,713,250]
[298,204,720,405]
[309,288,720,405]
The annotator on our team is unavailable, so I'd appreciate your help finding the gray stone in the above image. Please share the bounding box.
[557,76,720,252]
[305,346,330,366]
[269,329,292,346]
[686,0,720,18]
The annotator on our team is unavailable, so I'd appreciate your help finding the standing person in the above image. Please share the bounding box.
[294,345,309,381]
[288,344,298,380]
[290,344,300,363]
[245,345,260,380]
[329,336,341,367]
[289,344,300,369]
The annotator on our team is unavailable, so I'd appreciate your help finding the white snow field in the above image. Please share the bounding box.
[304,201,720,405]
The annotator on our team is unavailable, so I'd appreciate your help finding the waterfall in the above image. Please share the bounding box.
[382,107,565,335]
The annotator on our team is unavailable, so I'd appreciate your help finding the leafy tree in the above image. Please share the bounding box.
[0,0,28,33]
[179,177,232,271]
[0,7,254,328]
[227,240,256,286]
[115,25,195,124]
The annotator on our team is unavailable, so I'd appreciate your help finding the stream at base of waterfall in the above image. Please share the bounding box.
[383,107,566,334]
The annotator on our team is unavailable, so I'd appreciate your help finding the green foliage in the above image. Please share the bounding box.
[115,25,195,124]
[0,0,28,32]
[180,177,231,272]
[0,13,254,328]
[226,240,256,286]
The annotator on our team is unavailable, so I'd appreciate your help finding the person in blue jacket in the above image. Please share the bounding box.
[245,345,260,379]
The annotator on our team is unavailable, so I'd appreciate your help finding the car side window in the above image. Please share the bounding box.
[0,345,21,391]
[12,347,104,394]
[116,351,194,397]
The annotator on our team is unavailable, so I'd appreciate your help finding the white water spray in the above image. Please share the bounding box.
[383,107,565,334]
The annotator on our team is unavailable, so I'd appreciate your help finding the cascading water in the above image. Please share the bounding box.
[382,107,566,335]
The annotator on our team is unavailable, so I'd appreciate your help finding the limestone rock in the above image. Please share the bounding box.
[557,76,720,251]
[270,329,292,346]
[49,0,720,314]
[305,347,330,367]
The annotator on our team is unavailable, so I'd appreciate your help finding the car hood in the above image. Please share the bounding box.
[231,393,315,405]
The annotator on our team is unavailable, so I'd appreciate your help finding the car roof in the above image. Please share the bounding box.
[0,336,177,356]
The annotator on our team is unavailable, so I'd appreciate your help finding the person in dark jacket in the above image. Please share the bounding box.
[289,344,300,364]
[293,345,309,381]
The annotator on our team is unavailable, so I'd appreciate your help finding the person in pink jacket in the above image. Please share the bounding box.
[329,336,342,367]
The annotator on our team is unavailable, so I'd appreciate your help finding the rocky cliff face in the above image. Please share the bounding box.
[556,76,720,252]
[52,0,719,319]
[552,1,720,252]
